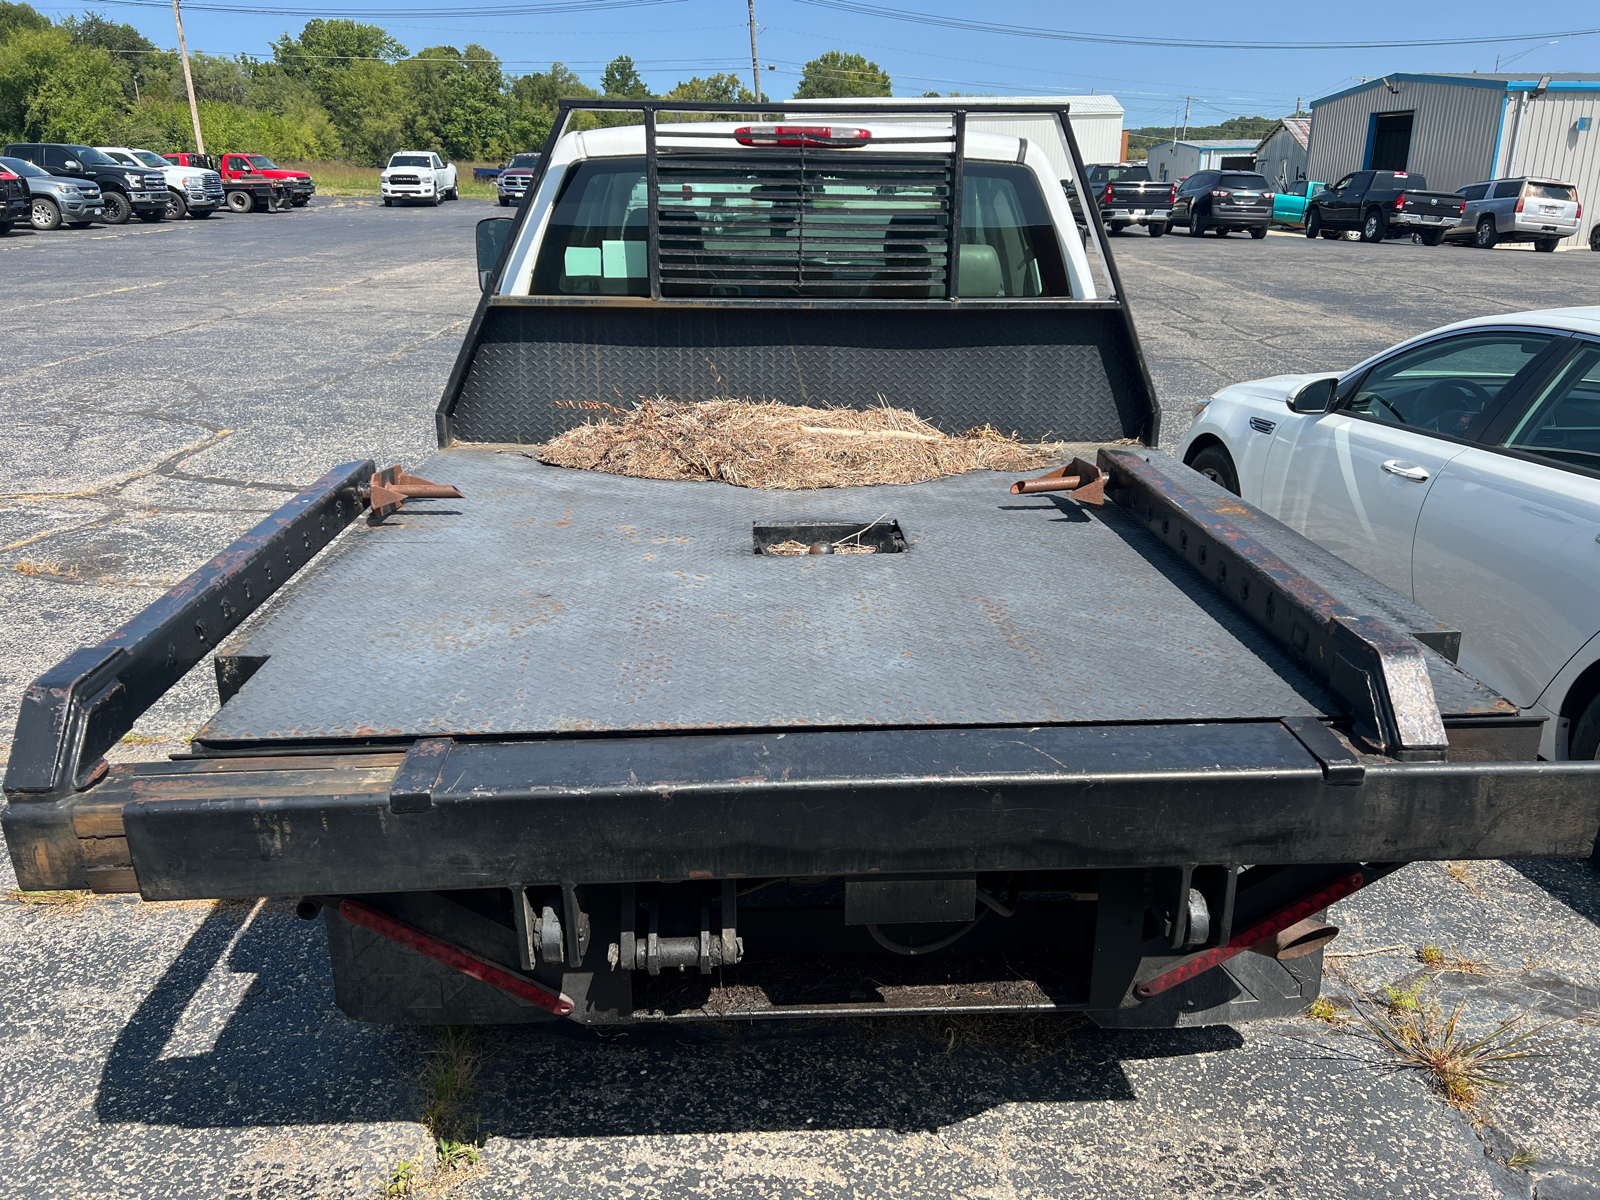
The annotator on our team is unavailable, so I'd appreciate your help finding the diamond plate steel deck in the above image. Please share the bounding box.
[201,447,1353,743]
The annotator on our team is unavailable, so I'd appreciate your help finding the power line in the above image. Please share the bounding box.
[793,0,1600,51]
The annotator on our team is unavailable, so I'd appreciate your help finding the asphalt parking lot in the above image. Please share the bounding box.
[2,203,1599,1200]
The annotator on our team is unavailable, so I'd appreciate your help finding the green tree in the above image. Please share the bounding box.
[270,19,406,90]
[319,57,411,163]
[0,24,130,141]
[664,72,756,103]
[0,0,49,41]
[61,11,154,55]
[792,51,889,99]
[601,54,650,98]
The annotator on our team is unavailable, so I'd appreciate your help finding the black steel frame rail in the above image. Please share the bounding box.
[1100,448,1448,759]
[435,96,1161,447]
[2,460,375,802]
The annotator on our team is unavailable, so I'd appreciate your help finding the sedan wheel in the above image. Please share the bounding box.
[30,197,62,231]
[1187,445,1240,495]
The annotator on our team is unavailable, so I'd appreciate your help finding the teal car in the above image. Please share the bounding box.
[1272,180,1325,228]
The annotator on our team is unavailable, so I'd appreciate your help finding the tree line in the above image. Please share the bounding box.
[0,4,897,165]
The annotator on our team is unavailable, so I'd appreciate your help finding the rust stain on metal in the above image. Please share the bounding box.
[1009,457,1105,505]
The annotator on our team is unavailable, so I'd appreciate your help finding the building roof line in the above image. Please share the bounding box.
[1312,72,1600,107]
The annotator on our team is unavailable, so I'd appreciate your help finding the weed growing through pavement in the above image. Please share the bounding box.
[1417,945,1491,975]
[1384,980,1427,1013]
[385,1161,416,1197]
[1307,997,1347,1024]
[1443,861,1483,894]
[1352,997,1565,1110]
[421,1027,484,1174]
[1507,1147,1541,1170]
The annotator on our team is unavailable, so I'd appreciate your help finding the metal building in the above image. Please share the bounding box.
[787,95,1125,179]
[1254,118,1311,189]
[1144,139,1258,183]
[1306,73,1600,249]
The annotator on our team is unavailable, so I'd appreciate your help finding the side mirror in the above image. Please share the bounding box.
[1288,376,1338,414]
[64,160,81,172]
[476,216,513,292]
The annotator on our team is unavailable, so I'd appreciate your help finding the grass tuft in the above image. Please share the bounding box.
[1443,861,1483,893]
[1384,980,1427,1013]
[386,1161,416,1197]
[1506,1146,1541,1170]
[1353,998,1565,1110]
[1418,944,1445,966]
[420,1027,483,1172]
[1307,996,1347,1024]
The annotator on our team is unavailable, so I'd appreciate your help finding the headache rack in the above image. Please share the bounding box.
[451,97,1155,448]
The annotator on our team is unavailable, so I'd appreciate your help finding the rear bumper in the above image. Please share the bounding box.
[1392,211,1461,230]
[1211,207,1271,227]
[1105,207,1169,224]
[9,721,1597,899]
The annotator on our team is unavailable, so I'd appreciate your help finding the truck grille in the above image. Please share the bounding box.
[388,174,421,186]
[143,172,165,189]
[655,149,954,298]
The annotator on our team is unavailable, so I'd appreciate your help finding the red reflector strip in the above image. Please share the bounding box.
[1134,870,1364,999]
[733,124,871,148]
[339,898,575,1016]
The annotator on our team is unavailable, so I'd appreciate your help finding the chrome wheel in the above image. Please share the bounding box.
[30,197,61,231]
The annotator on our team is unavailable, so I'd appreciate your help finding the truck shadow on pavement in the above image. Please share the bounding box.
[94,901,1243,1136]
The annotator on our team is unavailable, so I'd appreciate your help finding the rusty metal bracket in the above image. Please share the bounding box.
[2,460,376,803]
[1010,456,1105,505]
[1099,448,1448,760]
[366,465,464,524]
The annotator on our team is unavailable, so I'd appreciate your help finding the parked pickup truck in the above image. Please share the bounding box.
[9,101,1598,1034]
[1071,163,1173,236]
[0,159,29,233]
[97,146,223,219]
[162,153,292,214]
[1271,180,1325,230]
[381,151,458,206]
[496,152,541,206]
[1306,170,1465,245]
[3,142,165,224]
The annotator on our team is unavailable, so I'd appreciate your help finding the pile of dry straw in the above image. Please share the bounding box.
[536,397,1056,490]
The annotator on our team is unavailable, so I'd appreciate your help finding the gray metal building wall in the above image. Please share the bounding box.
[1307,79,1506,192]
[1255,126,1309,188]
[1501,88,1600,250]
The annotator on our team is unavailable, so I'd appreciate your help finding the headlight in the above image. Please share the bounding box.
[61,185,82,195]
[1193,398,1213,420]
[124,172,143,187]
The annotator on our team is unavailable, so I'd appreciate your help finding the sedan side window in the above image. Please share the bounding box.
[1501,343,1600,472]
[1348,332,1554,435]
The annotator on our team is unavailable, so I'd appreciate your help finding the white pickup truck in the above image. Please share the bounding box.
[97,145,224,219]
[380,151,458,206]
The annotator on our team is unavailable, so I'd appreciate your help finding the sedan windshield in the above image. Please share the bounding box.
[390,155,431,167]
[0,156,48,178]
[246,155,278,170]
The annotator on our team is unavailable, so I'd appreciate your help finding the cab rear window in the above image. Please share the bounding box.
[531,156,1070,299]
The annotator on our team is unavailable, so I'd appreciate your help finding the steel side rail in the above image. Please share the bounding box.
[1101,448,1448,760]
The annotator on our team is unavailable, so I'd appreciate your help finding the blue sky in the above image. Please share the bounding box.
[29,0,1596,126]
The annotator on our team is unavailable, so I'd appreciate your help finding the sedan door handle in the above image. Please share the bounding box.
[1381,459,1430,482]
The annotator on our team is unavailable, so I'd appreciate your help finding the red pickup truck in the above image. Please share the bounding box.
[166,152,315,206]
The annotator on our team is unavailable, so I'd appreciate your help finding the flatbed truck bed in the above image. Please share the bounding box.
[7,99,1598,1031]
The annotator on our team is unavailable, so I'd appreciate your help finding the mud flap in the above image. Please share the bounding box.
[1089,946,1324,1029]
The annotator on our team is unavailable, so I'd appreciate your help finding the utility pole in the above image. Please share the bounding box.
[746,0,760,103]
[172,0,205,154]
[1180,95,1191,142]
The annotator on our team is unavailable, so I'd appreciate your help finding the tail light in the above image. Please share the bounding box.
[734,125,870,148]
[1169,185,1177,204]
[0,171,16,180]
[1578,202,1583,219]
[1394,193,1406,210]
[1211,189,1230,198]
[1515,193,1525,213]
[1103,184,1114,204]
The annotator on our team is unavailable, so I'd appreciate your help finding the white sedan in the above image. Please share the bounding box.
[1179,306,1600,761]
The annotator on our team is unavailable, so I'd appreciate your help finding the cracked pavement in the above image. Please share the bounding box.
[2,208,1599,1199]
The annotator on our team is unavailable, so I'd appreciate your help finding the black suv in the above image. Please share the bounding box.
[0,159,27,234]
[1169,169,1274,239]
[1,143,167,224]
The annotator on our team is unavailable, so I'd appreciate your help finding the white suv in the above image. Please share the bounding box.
[97,146,224,219]
[381,151,458,207]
